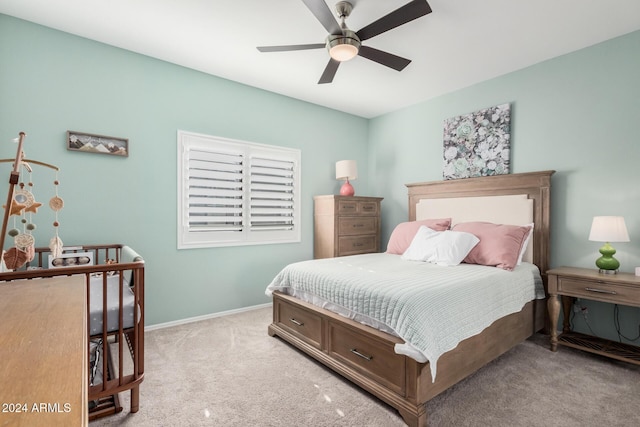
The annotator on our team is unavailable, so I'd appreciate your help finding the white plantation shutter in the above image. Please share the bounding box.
[188,149,244,232]
[178,131,300,248]
[250,156,295,232]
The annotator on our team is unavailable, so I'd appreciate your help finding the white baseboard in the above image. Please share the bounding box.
[145,302,272,332]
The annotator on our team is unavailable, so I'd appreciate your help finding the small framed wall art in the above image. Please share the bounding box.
[67,131,129,157]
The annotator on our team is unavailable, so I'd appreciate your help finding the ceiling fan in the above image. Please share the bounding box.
[257,0,432,84]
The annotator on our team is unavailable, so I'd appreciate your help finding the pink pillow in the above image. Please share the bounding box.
[386,218,451,254]
[452,222,532,271]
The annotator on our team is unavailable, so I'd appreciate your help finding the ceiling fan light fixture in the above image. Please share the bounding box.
[327,31,361,62]
[257,0,431,84]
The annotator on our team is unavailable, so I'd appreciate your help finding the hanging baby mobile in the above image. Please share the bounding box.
[0,132,65,270]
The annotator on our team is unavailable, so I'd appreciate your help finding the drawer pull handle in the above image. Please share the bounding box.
[352,224,364,228]
[354,243,364,247]
[289,318,304,326]
[350,348,373,361]
[585,287,617,295]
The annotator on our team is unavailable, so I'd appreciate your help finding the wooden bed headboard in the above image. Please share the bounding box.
[406,170,555,275]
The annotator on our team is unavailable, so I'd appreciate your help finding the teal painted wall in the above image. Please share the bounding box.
[2,14,639,343]
[368,30,640,343]
[0,15,369,326]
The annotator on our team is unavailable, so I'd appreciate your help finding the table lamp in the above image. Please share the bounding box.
[335,160,357,196]
[588,216,630,274]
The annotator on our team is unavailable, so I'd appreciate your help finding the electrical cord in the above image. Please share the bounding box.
[613,304,640,342]
[569,305,574,330]
[571,300,598,336]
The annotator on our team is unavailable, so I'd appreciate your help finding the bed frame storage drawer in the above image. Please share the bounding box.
[274,297,323,349]
[328,321,405,395]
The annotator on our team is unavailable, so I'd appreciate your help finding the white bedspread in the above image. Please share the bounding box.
[265,253,544,382]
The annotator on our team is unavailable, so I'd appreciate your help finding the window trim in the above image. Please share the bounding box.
[177,130,301,249]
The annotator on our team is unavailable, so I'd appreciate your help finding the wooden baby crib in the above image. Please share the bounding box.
[0,243,144,420]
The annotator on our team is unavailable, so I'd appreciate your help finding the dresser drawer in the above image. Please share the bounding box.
[337,200,379,216]
[276,299,323,349]
[358,201,379,215]
[338,235,377,255]
[328,322,405,394]
[338,217,377,236]
[558,277,640,306]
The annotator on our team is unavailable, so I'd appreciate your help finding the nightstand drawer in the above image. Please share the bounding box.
[338,217,377,236]
[338,235,377,255]
[558,277,640,306]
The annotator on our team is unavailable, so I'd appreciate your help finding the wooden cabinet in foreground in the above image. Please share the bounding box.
[0,275,88,427]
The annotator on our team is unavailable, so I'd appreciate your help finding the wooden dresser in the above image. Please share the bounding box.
[0,275,88,426]
[313,195,383,259]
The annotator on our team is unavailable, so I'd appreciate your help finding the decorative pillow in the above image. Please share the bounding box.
[386,218,451,254]
[517,223,534,265]
[402,227,480,266]
[452,221,533,271]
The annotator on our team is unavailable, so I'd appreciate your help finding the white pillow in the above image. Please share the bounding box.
[517,223,534,265]
[402,226,480,266]
[401,226,439,261]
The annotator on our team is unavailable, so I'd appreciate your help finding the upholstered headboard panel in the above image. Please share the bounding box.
[416,194,534,263]
[406,170,554,274]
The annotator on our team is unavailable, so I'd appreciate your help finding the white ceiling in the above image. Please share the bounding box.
[2,0,640,118]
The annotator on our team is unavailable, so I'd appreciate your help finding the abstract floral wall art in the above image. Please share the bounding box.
[442,103,511,180]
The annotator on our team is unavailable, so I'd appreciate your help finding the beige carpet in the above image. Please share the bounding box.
[92,306,640,426]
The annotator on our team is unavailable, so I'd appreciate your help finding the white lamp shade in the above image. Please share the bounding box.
[336,160,357,180]
[588,216,630,242]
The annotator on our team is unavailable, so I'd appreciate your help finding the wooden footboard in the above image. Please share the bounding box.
[269,291,544,427]
[0,244,145,419]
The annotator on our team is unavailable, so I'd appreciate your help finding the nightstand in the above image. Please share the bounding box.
[547,267,640,365]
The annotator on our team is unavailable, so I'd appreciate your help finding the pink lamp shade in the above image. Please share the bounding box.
[336,160,357,197]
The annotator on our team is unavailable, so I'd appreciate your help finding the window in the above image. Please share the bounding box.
[177,130,301,249]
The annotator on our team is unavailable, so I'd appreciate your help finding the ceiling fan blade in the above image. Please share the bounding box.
[257,43,325,52]
[302,0,342,35]
[318,58,340,84]
[356,0,432,41]
[358,46,411,71]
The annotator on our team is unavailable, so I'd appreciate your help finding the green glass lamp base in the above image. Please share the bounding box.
[595,242,620,274]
